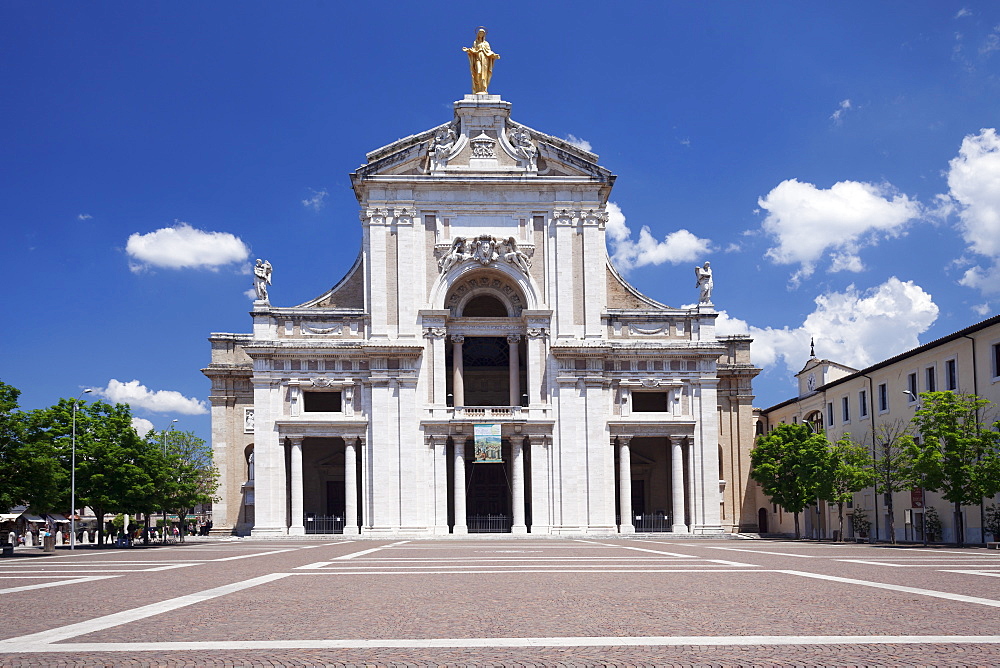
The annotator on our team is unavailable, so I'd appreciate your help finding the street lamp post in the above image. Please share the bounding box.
[162,420,178,536]
[903,390,928,547]
[71,389,93,551]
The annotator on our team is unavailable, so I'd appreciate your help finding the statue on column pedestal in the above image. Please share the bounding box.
[695,261,713,304]
[253,259,272,301]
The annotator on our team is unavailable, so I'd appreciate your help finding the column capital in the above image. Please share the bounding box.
[506,334,522,345]
[287,435,304,446]
[451,334,465,344]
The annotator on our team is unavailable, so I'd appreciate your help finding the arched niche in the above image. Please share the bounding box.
[443,270,529,317]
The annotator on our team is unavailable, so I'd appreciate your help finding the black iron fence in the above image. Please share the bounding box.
[615,513,672,532]
[304,515,345,534]
[468,514,512,533]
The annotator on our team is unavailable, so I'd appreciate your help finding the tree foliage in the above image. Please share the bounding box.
[820,434,875,541]
[0,380,217,546]
[870,419,917,544]
[750,423,831,539]
[908,392,1000,546]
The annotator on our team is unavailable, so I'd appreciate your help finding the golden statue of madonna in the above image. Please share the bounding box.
[463,26,500,95]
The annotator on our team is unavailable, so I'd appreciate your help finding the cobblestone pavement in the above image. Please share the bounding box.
[0,537,998,666]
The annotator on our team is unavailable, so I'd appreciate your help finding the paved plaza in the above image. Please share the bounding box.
[0,537,998,666]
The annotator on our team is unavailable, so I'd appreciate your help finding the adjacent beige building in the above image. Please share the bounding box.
[758,314,1000,542]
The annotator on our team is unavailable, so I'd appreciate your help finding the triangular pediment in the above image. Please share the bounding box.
[352,96,613,183]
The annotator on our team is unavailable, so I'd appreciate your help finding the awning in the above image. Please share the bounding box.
[46,514,69,523]
[0,513,22,521]
[24,514,45,523]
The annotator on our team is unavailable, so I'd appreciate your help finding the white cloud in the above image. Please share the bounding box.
[829,251,864,273]
[302,188,328,212]
[564,134,593,152]
[830,99,852,124]
[77,213,92,221]
[94,379,209,415]
[606,202,712,272]
[717,278,938,373]
[959,261,1000,295]
[244,288,258,300]
[126,222,249,273]
[973,302,992,316]
[946,128,1000,257]
[942,128,1000,299]
[758,179,921,281]
[955,8,972,18]
[131,417,154,437]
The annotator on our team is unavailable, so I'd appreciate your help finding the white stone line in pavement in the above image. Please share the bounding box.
[211,548,302,561]
[4,634,1000,653]
[295,563,749,571]
[323,557,712,563]
[781,570,1000,607]
[0,572,292,648]
[575,540,708,559]
[942,570,1000,577]
[650,542,818,558]
[837,560,1000,567]
[334,540,410,560]
[577,541,755,567]
[0,575,121,595]
[0,569,170,574]
[290,569,767,575]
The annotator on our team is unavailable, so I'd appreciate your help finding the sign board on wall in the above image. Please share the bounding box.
[473,423,502,463]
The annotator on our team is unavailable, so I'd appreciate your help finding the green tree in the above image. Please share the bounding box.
[870,420,918,545]
[907,392,1000,546]
[29,398,153,545]
[153,430,217,543]
[820,434,875,542]
[984,504,1000,542]
[0,380,32,512]
[750,423,831,539]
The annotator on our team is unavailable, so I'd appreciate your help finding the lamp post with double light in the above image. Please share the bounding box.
[903,389,928,546]
[71,388,93,550]
[161,419,177,536]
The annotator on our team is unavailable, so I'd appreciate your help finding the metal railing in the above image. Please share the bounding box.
[304,515,345,534]
[617,513,672,532]
[467,514,512,533]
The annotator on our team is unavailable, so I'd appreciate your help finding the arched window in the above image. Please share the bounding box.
[804,410,824,433]
[461,294,508,317]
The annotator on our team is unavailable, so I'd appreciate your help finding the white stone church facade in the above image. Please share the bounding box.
[204,93,762,537]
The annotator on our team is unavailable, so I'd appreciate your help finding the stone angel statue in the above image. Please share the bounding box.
[508,126,537,170]
[438,238,468,274]
[694,261,713,304]
[254,259,273,301]
[502,237,532,274]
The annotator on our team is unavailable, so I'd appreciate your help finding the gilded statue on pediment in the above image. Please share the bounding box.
[463,27,499,95]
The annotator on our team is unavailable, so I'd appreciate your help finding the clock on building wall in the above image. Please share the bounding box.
[806,373,816,391]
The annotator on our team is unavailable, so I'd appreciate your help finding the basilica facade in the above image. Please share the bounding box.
[204,91,762,537]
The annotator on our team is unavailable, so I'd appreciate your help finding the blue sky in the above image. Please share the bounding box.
[3,2,1000,440]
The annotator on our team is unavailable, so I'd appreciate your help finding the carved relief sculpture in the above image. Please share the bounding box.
[695,261,713,304]
[438,237,469,274]
[429,125,456,171]
[502,236,531,273]
[253,259,272,301]
[437,235,533,276]
[462,27,500,95]
[508,125,537,170]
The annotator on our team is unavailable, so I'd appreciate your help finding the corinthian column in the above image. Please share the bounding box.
[453,438,468,534]
[343,436,359,535]
[511,437,526,533]
[618,437,634,533]
[508,335,521,407]
[452,335,465,408]
[288,436,305,536]
[670,437,688,533]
